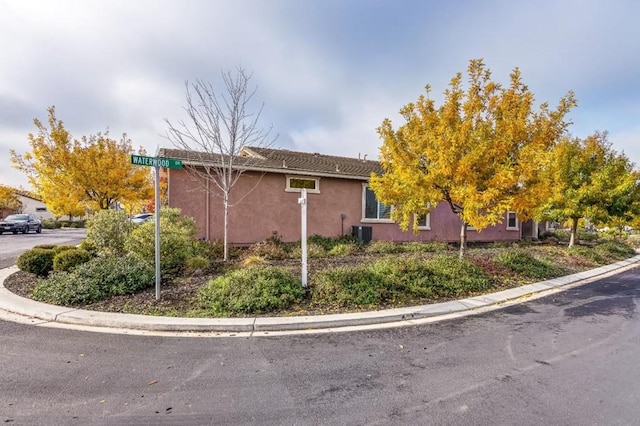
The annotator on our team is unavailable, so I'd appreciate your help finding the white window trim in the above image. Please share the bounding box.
[285,175,320,193]
[416,213,431,230]
[506,211,519,230]
[361,184,394,223]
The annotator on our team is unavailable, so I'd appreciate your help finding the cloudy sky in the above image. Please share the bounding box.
[1,0,639,190]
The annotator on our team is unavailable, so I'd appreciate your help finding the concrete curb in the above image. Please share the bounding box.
[1,255,639,333]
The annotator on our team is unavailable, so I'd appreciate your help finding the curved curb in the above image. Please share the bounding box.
[1,255,639,334]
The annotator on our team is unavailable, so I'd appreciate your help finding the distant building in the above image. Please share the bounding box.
[7,189,54,221]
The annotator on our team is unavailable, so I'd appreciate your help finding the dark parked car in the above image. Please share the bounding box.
[0,214,42,234]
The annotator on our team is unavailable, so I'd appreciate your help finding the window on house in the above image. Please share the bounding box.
[416,213,431,230]
[286,176,320,193]
[363,186,392,221]
[35,207,47,212]
[506,211,518,230]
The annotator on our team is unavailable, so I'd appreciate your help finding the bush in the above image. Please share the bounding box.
[307,234,361,252]
[290,242,327,259]
[311,255,491,308]
[16,247,56,277]
[312,265,390,307]
[425,255,491,296]
[328,243,359,257]
[53,248,93,272]
[31,255,154,305]
[245,239,289,260]
[85,210,135,255]
[365,240,403,254]
[41,219,60,229]
[496,250,561,279]
[125,207,200,273]
[594,240,636,261]
[401,241,451,253]
[198,266,304,315]
[184,255,210,273]
[567,245,604,265]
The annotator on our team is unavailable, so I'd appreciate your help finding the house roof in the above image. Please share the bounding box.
[158,146,383,180]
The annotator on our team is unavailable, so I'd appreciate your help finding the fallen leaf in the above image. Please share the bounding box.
[148,380,158,386]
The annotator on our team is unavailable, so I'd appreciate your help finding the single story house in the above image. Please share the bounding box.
[1,189,54,221]
[158,147,545,245]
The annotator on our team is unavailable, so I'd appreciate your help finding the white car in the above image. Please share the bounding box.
[130,213,154,224]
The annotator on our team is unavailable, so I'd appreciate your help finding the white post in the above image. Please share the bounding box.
[298,188,308,288]
[154,164,161,300]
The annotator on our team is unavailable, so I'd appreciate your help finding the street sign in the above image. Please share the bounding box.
[130,154,183,169]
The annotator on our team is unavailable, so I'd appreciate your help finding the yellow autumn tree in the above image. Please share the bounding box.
[370,59,576,257]
[0,185,21,213]
[537,132,640,246]
[11,106,153,212]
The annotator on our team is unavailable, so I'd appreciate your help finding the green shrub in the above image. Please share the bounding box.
[85,210,135,255]
[425,255,492,296]
[41,219,59,229]
[245,239,288,260]
[401,241,451,253]
[53,248,93,272]
[31,255,154,305]
[593,240,636,261]
[307,234,360,252]
[290,242,327,259]
[567,245,605,265]
[496,250,561,279]
[184,255,210,272]
[16,248,56,277]
[365,240,403,254]
[312,265,391,307]
[53,245,76,254]
[198,266,304,315]
[125,207,199,273]
[328,243,359,256]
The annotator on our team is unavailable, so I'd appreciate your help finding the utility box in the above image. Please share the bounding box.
[351,225,373,244]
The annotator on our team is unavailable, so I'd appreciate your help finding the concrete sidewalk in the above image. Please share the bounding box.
[1,255,639,335]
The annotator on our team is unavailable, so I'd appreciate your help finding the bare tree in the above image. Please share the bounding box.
[164,68,276,261]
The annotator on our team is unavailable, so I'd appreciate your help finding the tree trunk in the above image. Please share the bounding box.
[459,222,467,258]
[223,191,229,262]
[569,217,578,247]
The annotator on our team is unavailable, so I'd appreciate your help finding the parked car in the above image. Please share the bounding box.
[0,214,42,234]
[130,213,154,224]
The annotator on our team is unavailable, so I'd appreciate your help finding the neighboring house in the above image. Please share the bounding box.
[159,147,532,245]
[1,189,54,221]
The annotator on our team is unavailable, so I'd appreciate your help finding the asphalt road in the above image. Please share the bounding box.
[0,228,86,268]
[1,265,638,425]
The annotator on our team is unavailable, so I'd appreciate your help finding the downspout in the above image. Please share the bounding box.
[206,176,210,240]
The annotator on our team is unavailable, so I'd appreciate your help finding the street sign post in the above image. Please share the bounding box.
[130,154,183,300]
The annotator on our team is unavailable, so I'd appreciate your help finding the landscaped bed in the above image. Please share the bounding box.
[4,220,637,318]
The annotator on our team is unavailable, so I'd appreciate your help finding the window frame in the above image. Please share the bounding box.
[416,212,431,230]
[361,184,394,223]
[506,211,519,230]
[285,175,320,194]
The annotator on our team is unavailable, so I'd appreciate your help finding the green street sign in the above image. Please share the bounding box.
[131,154,183,169]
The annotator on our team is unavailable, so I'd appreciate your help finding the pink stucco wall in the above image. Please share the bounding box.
[167,169,522,245]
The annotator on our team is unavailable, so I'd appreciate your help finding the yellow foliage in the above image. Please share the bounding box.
[371,59,576,253]
[0,185,21,212]
[10,106,154,213]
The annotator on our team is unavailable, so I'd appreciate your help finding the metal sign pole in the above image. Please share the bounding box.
[154,164,161,300]
[298,188,308,288]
